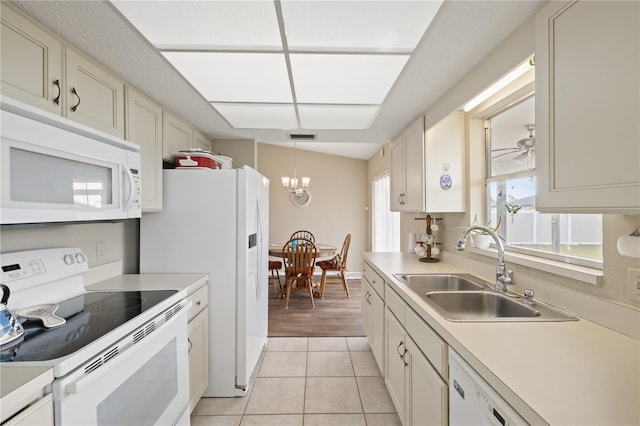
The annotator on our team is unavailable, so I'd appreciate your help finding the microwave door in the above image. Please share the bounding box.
[0,140,124,224]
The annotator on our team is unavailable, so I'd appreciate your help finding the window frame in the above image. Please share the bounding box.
[483,96,603,271]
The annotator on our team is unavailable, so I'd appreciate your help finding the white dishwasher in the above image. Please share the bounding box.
[449,350,528,426]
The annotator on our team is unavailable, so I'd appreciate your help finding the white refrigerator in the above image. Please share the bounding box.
[140,166,269,397]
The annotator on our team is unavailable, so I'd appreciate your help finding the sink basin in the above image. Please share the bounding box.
[424,291,577,322]
[394,273,487,292]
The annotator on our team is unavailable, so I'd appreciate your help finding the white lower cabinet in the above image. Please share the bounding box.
[187,284,209,413]
[405,337,448,426]
[385,308,407,421]
[384,285,448,426]
[362,261,385,373]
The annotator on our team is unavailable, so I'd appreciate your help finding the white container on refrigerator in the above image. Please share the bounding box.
[140,166,269,397]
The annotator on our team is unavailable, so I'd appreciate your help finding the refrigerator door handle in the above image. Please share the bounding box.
[256,200,266,299]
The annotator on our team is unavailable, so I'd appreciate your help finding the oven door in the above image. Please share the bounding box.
[52,306,190,426]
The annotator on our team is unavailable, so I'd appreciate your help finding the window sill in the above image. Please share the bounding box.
[467,246,603,285]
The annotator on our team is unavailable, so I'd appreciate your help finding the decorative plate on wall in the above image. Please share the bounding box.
[290,189,311,207]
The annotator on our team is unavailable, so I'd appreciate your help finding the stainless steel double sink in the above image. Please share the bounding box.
[394,273,577,322]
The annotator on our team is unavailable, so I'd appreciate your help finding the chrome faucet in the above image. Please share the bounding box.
[455,225,514,293]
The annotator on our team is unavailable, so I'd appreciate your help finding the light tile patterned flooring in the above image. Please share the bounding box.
[191,337,401,426]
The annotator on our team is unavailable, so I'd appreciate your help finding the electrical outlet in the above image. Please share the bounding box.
[627,268,640,302]
[96,242,107,262]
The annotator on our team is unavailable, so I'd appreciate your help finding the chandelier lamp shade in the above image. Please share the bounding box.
[281,140,311,207]
[281,140,310,193]
[281,174,310,192]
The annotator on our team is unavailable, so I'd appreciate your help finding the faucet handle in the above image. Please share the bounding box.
[506,270,514,285]
[523,289,535,305]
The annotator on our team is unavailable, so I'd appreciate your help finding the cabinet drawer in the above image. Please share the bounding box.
[362,262,384,296]
[405,308,447,379]
[187,285,208,321]
[4,393,53,426]
[385,284,405,325]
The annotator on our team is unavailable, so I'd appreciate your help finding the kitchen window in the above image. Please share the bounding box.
[372,172,400,251]
[485,95,603,268]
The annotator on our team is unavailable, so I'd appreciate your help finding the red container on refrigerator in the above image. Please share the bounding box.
[175,150,222,169]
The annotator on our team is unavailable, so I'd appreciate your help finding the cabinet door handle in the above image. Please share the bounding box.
[70,87,81,112]
[53,79,61,105]
[396,341,408,366]
[187,337,193,354]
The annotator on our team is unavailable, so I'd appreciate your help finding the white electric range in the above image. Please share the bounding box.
[0,248,191,425]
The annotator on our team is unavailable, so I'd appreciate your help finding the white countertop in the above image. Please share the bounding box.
[363,252,640,426]
[85,273,209,295]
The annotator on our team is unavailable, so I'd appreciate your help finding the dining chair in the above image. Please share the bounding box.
[316,233,351,298]
[289,230,315,243]
[281,237,318,309]
[268,260,282,298]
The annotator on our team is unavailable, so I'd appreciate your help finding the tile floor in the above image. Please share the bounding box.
[191,337,401,426]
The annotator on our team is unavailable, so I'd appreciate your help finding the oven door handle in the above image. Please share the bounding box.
[65,302,191,395]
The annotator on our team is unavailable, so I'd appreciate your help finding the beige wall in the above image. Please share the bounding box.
[0,221,139,273]
[257,143,368,274]
[211,138,257,169]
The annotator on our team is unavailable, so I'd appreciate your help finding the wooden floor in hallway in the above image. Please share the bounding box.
[268,279,364,337]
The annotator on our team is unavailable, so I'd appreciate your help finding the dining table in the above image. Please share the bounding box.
[268,243,336,260]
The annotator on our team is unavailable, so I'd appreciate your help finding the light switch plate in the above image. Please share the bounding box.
[627,268,640,302]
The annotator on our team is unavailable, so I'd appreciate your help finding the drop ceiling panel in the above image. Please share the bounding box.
[212,103,298,130]
[162,52,293,103]
[290,54,409,104]
[281,0,444,52]
[298,105,379,129]
[111,1,281,50]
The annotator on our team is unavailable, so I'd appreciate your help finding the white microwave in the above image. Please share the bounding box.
[0,97,141,225]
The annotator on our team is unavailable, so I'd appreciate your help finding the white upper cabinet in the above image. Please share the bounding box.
[390,112,466,213]
[535,0,640,213]
[0,4,126,138]
[0,3,62,115]
[163,110,192,160]
[65,48,125,138]
[125,86,163,212]
[390,117,426,212]
[193,130,213,152]
[425,110,466,212]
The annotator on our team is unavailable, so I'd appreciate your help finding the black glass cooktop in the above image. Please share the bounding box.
[0,290,177,363]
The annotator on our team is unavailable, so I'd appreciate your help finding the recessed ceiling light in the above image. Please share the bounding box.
[281,0,443,52]
[112,1,282,50]
[211,103,298,130]
[163,52,293,103]
[298,105,379,130]
[290,54,409,104]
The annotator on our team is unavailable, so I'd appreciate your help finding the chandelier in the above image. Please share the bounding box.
[282,140,311,197]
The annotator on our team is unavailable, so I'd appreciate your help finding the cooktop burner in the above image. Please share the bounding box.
[0,290,176,363]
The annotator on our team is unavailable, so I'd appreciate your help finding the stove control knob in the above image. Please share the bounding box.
[63,254,75,265]
[75,253,87,263]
